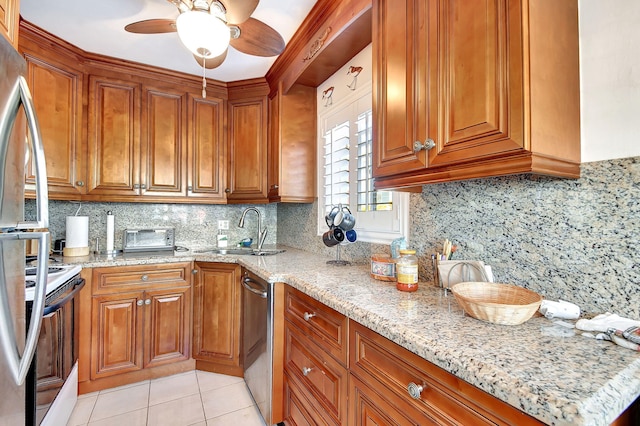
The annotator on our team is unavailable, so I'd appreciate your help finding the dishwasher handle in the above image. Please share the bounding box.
[242,276,268,298]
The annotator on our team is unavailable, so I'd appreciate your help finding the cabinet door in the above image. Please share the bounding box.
[140,86,187,197]
[0,0,18,47]
[268,84,316,203]
[192,263,241,374]
[87,75,141,196]
[227,97,268,203]
[24,54,85,197]
[372,0,434,178]
[187,94,226,201]
[91,292,143,380]
[430,0,524,167]
[143,286,191,368]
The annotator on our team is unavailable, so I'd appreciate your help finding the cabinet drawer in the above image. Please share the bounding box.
[284,286,347,364]
[284,321,347,425]
[92,262,191,293]
[350,322,542,426]
[284,372,338,426]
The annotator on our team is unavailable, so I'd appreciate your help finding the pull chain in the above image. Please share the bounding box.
[202,57,207,99]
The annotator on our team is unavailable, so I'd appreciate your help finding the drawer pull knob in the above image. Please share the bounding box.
[407,382,425,399]
[141,275,149,281]
[136,300,144,306]
[413,138,435,153]
[303,312,316,321]
[302,367,312,376]
[145,299,151,305]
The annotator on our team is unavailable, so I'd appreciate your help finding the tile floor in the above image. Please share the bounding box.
[67,370,266,426]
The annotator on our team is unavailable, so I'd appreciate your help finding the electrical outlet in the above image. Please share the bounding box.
[218,220,229,230]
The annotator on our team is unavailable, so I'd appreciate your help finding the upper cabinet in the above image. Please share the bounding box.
[226,80,269,204]
[0,0,18,48]
[373,0,581,189]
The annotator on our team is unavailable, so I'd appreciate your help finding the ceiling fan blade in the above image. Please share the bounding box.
[125,19,177,34]
[193,48,228,69]
[230,18,285,57]
[223,0,259,25]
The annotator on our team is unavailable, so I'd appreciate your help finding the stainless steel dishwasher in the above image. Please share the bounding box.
[241,269,274,425]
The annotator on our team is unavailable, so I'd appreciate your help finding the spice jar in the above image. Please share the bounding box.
[396,249,419,292]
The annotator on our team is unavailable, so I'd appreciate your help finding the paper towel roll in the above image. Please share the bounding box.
[66,216,89,248]
[106,211,115,252]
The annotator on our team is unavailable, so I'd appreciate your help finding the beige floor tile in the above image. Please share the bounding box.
[201,382,255,420]
[87,407,147,426]
[149,371,199,406]
[206,406,265,426]
[98,379,150,395]
[196,370,244,393]
[147,394,205,426]
[78,391,99,400]
[188,423,207,426]
[89,382,149,422]
[67,394,97,426]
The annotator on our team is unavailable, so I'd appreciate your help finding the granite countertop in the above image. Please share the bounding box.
[61,246,640,426]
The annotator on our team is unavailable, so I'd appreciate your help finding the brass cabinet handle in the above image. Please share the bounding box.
[413,139,435,153]
[302,367,312,376]
[303,312,316,321]
[407,382,426,399]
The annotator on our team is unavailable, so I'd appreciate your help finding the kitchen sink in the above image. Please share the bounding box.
[195,248,285,256]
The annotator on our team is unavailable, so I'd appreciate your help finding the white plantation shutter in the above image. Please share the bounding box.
[318,91,408,243]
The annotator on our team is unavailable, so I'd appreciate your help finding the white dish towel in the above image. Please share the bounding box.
[576,313,640,351]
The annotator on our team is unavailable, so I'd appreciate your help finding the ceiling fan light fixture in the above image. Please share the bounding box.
[176,10,230,58]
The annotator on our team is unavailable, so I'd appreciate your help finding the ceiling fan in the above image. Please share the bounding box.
[124,0,286,70]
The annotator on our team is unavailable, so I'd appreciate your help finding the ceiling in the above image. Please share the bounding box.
[19,0,318,82]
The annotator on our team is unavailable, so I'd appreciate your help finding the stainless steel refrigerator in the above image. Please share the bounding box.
[0,34,50,425]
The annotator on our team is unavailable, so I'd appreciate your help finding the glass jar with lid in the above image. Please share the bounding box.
[396,249,419,292]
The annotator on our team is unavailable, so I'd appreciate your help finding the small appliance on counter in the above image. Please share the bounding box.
[122,228,175,254]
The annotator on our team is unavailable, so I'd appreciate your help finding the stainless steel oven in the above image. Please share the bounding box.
[25,264,84,426]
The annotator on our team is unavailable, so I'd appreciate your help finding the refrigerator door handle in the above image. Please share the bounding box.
[0,76,49,229]
[0,231,49,385]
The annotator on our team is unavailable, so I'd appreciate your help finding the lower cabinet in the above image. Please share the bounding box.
[192,262,242,376]
[80,262,193,393]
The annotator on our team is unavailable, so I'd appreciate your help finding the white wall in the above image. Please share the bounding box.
[580,0,640,162]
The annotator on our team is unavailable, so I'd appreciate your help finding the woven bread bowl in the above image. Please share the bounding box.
[450,282,542,325]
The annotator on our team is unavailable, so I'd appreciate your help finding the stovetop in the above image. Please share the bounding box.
[24,262,82,302]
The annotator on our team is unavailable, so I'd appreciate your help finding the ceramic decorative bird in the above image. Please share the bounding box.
[347,66,363,90]
[322,86,334,107]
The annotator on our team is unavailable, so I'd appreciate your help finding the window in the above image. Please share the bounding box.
[318,86,408,244]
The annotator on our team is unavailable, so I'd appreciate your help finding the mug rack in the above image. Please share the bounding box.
[324,203,354,266]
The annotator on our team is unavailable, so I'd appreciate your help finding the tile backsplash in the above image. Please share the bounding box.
[277,157,640,318]
[28,201,278,252]
[31,157,639,317]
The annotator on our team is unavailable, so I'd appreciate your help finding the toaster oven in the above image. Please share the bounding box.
[123,228,175,253]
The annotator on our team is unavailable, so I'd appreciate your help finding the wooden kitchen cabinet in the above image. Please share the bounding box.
[349,321,543,425]
[20,29,86,199]
[372,0,581,189]
[86,74,141,198]
[226,80,269,203]
[82,263,193,392]
[0,0,18,47]
[268,83,316,203]
[282,286,348,425]
[192,262,242,376]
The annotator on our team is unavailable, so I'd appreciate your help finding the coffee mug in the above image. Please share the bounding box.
[341,229,357,244]
[322,227,344,247]
[333,207,356,231]
[325,206,340,228]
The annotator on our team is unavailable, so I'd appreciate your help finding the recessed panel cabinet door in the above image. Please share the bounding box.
[187,95,226,201]
[141,87,187,197]
[87,76,140,196]
[24,54,85,197]
[143,287,191,368]
[91,292,143,380]
[0,0,18,47]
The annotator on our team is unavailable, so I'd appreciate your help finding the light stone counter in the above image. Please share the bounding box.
[60,246,640,426]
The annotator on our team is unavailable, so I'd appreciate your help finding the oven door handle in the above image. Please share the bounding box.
[43,278,85,316]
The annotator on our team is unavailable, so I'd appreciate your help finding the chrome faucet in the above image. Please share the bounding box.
[238,207,267,252]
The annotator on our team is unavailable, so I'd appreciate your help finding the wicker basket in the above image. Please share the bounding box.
[450,282,542,325]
